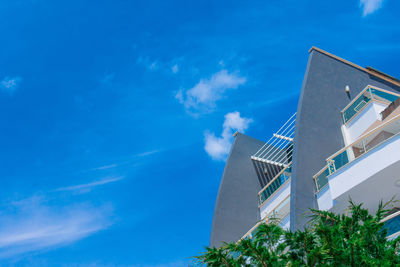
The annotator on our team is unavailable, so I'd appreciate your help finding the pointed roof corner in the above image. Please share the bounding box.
[308,47,400,87]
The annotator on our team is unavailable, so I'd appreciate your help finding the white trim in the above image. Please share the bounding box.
[273,133,294,142]
[387,231,400,240]
[381,210,400,222]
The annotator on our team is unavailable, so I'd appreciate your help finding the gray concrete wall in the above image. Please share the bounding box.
[291,49,400,230]
[209,133,265,247]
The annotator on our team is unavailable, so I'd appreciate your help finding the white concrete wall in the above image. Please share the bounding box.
[328,134,400,200]
[259,181,290,219]
[345,102,387,143]
[316,185,334,211]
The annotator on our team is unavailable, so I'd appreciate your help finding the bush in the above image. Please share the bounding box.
[194,201,400,266]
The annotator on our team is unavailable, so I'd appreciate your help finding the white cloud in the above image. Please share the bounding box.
[171,64,179,74]
[148,61,158,71]
[223,111,253,132]
[55,176,124,193]
[360,0,383,16]
[204,131,231,161]
[0,197,112,259]
[204,111,252,160]
[177,70,246,112]
[0,76,21,95]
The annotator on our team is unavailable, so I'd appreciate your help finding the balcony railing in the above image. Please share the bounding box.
[266,195,290,223]
[341,85,400,124]
[314,112,400,192]
[241,195,290,240]
[258,163,291,206]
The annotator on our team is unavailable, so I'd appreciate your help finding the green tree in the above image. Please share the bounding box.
[194,201,400,266]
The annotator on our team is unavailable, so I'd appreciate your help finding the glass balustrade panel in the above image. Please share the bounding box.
[259,167,291,205]
[315,167,329,191]
[342,91,371,123]
[370,88,399,103]
[384,214,400,236]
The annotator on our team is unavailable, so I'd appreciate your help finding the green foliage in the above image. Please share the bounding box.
[194,201,400,266]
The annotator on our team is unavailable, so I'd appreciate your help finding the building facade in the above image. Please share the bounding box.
[210,47,400,247]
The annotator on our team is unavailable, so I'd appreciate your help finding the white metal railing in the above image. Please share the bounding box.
[252,113,296,168]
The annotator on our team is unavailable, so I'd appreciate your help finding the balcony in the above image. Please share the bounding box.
[315,110,400,214]
[314,112,400,192]
[342,85,399,124]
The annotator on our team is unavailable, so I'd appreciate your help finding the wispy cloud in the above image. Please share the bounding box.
[86,149,162,173]
[171,64,179,74]
[55,176,124,193]
[135,149,161,157]
[0,76,22,95]
[100,73,115,84]
[360,0,384,16]
[91,164,118,171]
[0,197,112,259]
[136,56,159,71]
[204,111,252,161]
[148,61,158,71]
[137,56,184,76]
[176,70,246,113]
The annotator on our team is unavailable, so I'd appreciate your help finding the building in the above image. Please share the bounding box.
[210,47,400,247]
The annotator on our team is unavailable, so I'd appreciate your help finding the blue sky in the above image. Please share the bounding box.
[0,0,399,265]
